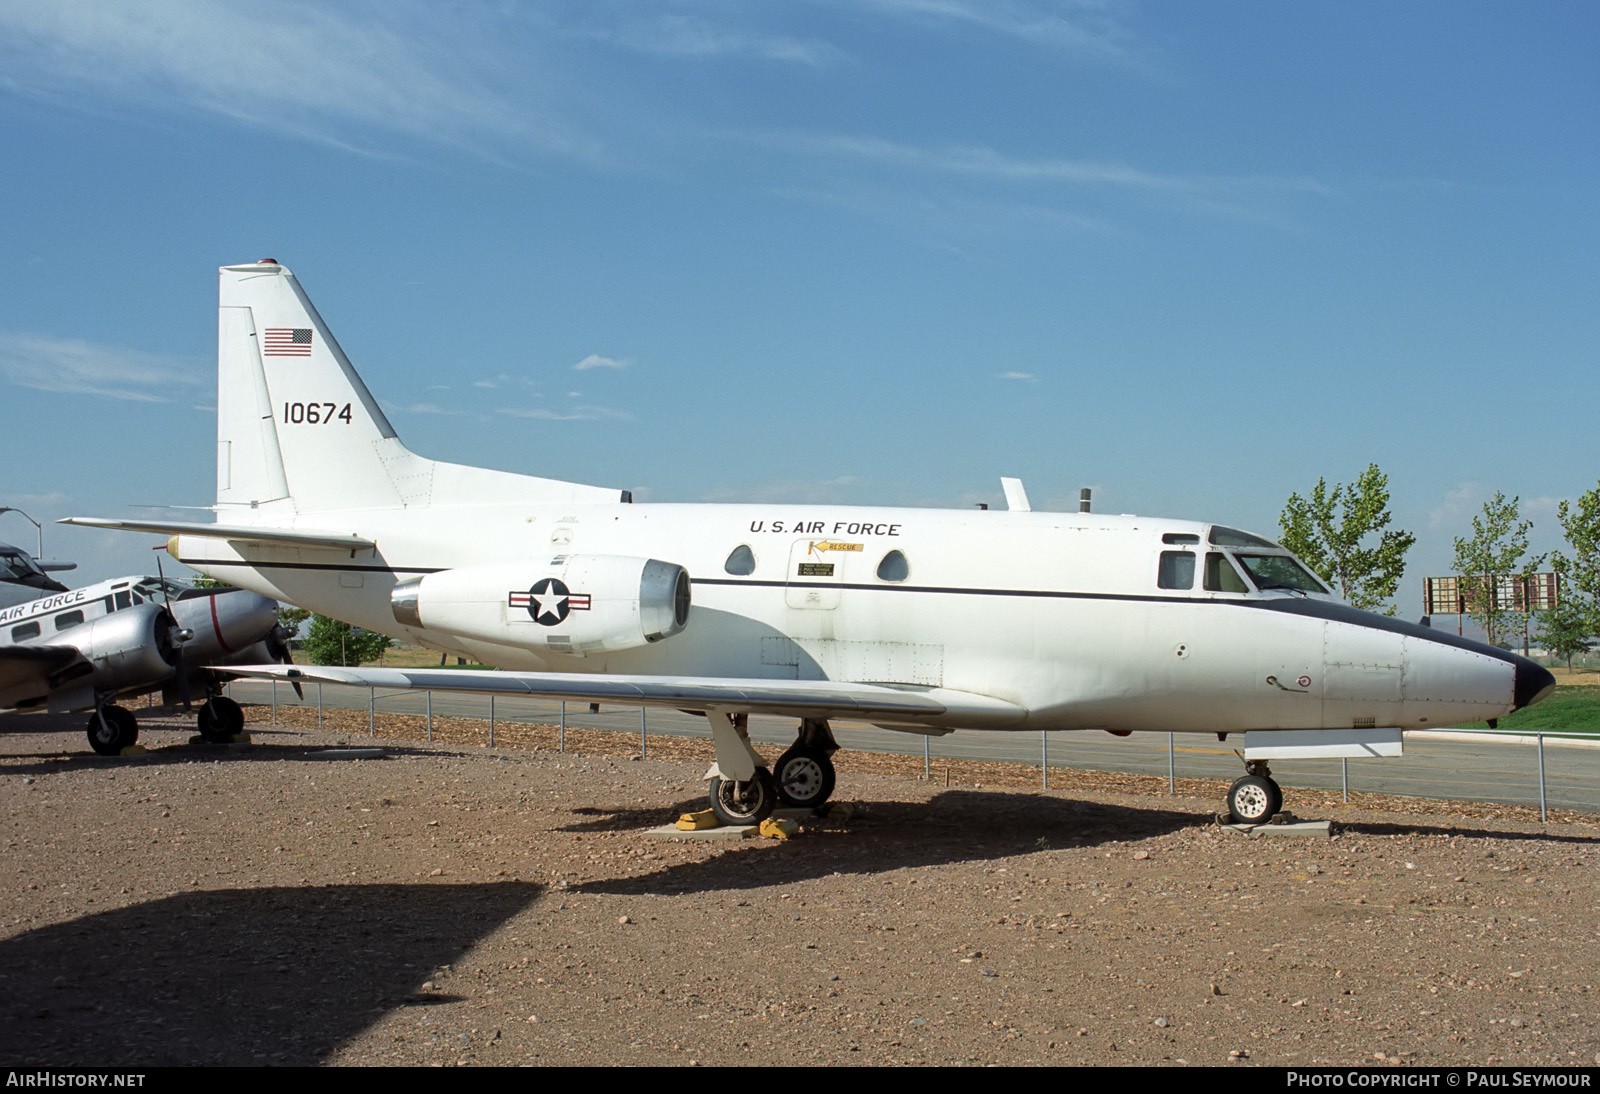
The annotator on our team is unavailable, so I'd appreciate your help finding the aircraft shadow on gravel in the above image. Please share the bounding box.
[0,881,540,1066]
[568,790,1208,896]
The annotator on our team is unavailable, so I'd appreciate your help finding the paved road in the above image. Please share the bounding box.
[225,680,1600,816]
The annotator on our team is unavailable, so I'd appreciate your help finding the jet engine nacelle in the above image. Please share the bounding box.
[391,555,690,656]
[44,602,183,710]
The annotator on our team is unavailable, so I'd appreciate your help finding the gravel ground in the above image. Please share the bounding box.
[3,704,1599,1068]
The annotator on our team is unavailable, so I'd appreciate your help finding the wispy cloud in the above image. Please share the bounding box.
[0,333,201,402]
[998,370,1037,381]
[856,0,1137,61]
[699,476,865,504]
[779,133,1334,201]
[572,13,842,67]
[573,353,628,371]
[497,405,632,422]
[0,1,590,158]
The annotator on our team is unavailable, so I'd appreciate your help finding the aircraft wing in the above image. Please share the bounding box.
[60,518,375,551]
[0,645,83,702]
[221,664,1027,727]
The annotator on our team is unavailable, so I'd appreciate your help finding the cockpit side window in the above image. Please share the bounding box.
[1158,551,1195,590]
[1204,552,1250,593]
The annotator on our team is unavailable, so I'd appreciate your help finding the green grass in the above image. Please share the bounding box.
[1460,685,1600,736]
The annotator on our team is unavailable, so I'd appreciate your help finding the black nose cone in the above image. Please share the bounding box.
[1512,656,1557,711]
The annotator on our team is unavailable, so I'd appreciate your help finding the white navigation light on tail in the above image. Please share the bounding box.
[68,260,1557,825]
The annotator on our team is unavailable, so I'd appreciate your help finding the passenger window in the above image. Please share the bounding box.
[1204,552,1250,593]
[55,610,85,630]
[723,544,756,576]
[11,622,40,641]
[115,591,133,609]
[1158,551,1195,590]
[876,550,909,582]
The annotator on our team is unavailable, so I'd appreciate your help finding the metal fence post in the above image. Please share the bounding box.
[489,695,495,742]
[559,700,566,753]
[1537,733,1548,823]
[1342,758,1349,803]
[426,690,433,743]
[640,707,648,759]
[923,735,930,779]
[317,682,323,730]
[271,680,278,725]
[1167,732,1175,793]
[1040,730,1048,789]
[368,687,375,736]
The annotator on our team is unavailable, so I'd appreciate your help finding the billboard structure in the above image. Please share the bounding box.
[1423,572,1558,646]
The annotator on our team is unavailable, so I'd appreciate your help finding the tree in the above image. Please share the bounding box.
[1451,492,1545,648]
[301,614,391,666]
[1536,595,1593,670]
[1278,464,1415,615]
[1553,480,1600,636]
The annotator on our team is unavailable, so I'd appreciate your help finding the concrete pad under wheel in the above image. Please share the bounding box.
[1219,817,1331,837]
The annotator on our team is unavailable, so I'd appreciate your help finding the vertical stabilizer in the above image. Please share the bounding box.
[218,259,413,515]
[215,259,625,517]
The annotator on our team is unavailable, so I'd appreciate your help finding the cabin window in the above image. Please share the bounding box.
[876,550,909,582]
[723,544,756,576]
[1158,551,1195,589]
[1204,552,1250,593]
[54,610,85,631]
[1162,533,1200,545]
[11,622,40,641]
[115,590,133,610]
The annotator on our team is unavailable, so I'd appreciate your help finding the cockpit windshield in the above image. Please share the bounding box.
[0,549,67,592]
[1233,553,1329,594]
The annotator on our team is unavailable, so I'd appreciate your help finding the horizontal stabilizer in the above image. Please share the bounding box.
[60,517,375,550]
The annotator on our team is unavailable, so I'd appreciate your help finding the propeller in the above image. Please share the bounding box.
[265,621,304,699]
[152,548,196,707]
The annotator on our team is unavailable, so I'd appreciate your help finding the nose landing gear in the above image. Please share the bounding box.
[1226,760,1283,825]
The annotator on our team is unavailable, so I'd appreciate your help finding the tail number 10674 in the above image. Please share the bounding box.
[283,402,353,425]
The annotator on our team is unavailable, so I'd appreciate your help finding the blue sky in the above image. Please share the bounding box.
[1,0,1595,616]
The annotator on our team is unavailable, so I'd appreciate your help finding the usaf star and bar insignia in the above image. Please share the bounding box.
[509,578,592,626]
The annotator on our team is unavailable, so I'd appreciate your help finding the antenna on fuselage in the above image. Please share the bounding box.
[1000,478,1031,512]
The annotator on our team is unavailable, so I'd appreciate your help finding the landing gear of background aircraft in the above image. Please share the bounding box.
[1226,760,1283,825]
[197,696,245,742]
[86,705,139,755]
[709,767,777,826]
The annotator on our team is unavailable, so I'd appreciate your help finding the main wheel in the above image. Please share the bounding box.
[774,747,836,809]
[197,696,245,742]
[1227,774,1282,825]
[87,706,139,755]
[708,767,777,826]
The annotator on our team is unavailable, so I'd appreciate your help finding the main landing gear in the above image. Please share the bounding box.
[86,705,139,755]
[196,695,245,743]
[704,714,841,826]
[1226,759,1283,825]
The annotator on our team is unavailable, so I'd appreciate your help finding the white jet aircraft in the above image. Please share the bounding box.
[68,260,1557,824]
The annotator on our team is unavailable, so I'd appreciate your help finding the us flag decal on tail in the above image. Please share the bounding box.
[264,328,313,356]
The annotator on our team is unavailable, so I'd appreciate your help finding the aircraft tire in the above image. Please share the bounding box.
[1227,775,1282,825]
[87,706,139,755]
[774,747,835,810]
[197,696,245,742]
[709,767,777,826]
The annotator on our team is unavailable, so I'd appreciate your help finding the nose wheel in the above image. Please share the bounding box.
[1226,761,1283,825]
